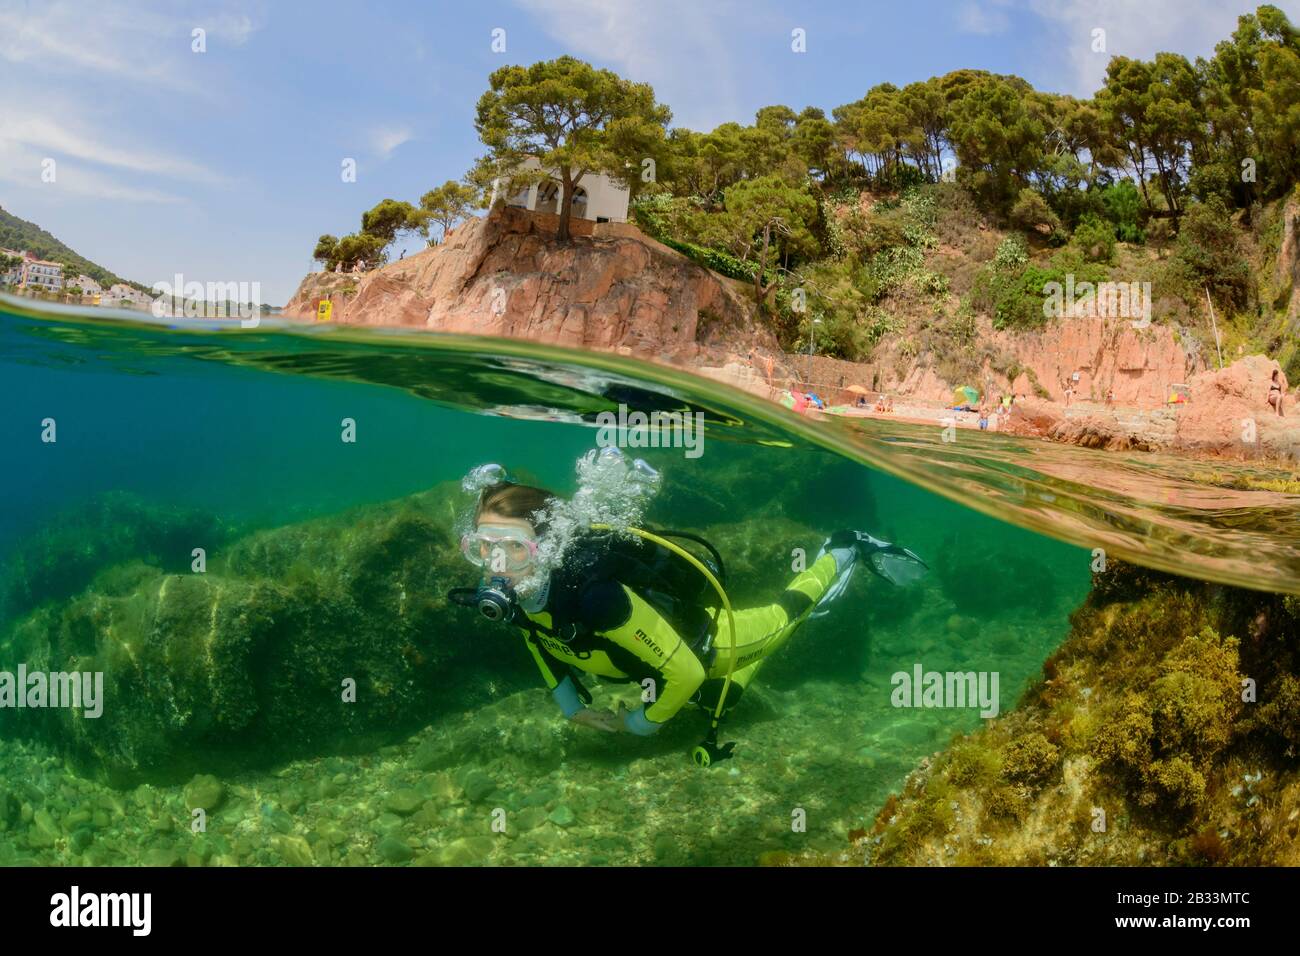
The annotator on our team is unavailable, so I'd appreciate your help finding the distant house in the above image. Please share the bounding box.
[18,255,64,292]
[102,283,151,310]
[492,156,631,224]
[73,275,103,296]
[0,248,24,286]
[1,249,66,291]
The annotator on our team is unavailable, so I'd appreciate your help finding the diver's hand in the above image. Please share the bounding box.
[571,708,622,733]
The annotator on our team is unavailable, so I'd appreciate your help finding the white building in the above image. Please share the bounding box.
[0,249,24,286]
[72,275,103,296]
[102,283,151,310]
[493,156,630,223]
[19,255,64,292]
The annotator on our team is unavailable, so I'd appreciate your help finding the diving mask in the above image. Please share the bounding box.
[460,524,539,572]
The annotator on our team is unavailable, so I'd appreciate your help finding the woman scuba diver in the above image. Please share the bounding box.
[449,452,928,758]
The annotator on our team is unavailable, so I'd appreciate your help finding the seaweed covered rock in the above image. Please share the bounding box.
[852,561,1300,865]
[0,486,535,786]
[0,492,236,628]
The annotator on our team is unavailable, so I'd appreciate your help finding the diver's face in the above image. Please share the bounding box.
[469,513,539,586]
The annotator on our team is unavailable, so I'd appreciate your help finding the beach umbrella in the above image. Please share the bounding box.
[846,385,871,395]
[952,385,980,405]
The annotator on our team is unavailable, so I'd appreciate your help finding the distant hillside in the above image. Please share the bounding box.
[0,205,143,290]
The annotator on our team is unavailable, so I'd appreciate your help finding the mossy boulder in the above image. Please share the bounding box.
[799,559,1300,866]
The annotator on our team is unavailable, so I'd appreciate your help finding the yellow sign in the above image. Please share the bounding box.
[316,299,333,322]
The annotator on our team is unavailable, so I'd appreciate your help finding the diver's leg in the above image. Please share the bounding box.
[706,552,842,678]
[693,659,763,717]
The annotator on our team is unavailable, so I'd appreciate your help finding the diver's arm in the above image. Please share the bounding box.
[598,588,706,735]
[522,632,590,719]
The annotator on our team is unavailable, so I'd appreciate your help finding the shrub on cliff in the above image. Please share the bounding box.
[1169,198,1255,311]
[1071,214,1116,264]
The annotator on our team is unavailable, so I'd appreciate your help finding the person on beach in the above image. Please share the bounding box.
[1268,368,1286,418]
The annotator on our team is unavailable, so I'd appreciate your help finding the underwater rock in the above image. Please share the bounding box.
[183,775,225,812]
[272,834,315,867]
[547,805,577,828]
[375,835,415,864]
[514,806,547,832]
[459,769,498,804]
[439,835,495,865]
[383,789,424,816]
[0,491,235,629]
[852,561,1300,866]
[0,486,538,785]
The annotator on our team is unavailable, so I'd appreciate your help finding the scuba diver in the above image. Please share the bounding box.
[448,452,928,764]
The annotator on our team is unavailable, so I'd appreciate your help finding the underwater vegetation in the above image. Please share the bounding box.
[0,452,857,788]
[0,484,530,786]
[0,492,236,629]
[791,561,1300,866]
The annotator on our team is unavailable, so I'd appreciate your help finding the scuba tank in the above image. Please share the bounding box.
[561,527,726,662]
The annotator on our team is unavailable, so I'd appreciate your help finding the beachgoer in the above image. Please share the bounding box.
[1268,368,1286,417]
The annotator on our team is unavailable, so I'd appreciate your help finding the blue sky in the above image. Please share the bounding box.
[1,0,1296,304]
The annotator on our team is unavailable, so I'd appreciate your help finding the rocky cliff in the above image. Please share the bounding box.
[284,207,779,367]
[1003,354,1299,460]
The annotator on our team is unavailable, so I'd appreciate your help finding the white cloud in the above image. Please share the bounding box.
[1026,0,1300,95]
[369,126,415,160]
[512,0,744,130]
[0,110,228,186]
[209,13,257,46]
[0,140,182,204]
[958,1,1011,36]
[0,1,261,89]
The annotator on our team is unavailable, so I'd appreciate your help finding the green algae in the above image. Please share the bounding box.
[837,561,1300,866]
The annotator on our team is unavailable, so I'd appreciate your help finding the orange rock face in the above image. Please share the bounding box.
[283,207,776,365]
[1004,354,1300,460]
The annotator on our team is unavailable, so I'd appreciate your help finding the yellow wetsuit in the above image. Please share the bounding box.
[516,551,843,735]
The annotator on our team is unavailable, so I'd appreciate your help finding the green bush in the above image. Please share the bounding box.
[658,237,776,286]
[1010,187,1061,236]
[972,244,1109,331]
[1072,213,1116,263]
[1100,181,1145,243]
[1171,199,1254,310]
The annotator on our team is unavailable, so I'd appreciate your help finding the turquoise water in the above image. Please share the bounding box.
[0,300,1292,866]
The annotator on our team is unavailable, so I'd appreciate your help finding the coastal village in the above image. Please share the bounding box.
[1,247,152,309]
